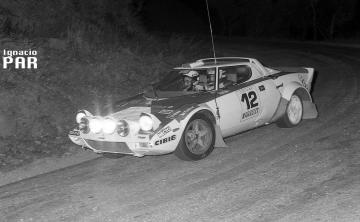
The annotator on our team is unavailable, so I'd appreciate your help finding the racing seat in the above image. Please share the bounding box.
[235,66,252,83]
[226,73,237,83]
[198,74,207,85]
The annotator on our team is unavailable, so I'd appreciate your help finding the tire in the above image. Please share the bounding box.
[174,113,215,161]
[277,93,303,128]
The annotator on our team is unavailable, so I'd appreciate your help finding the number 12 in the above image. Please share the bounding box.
[241,91,258,109]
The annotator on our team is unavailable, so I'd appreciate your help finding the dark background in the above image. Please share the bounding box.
[1,0,360,41]
[143,0,360,40]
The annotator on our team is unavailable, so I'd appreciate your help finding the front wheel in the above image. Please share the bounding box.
[174,114,215,161]
[277,93,303,128]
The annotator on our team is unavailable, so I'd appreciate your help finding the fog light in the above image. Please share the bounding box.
[103,118,117,134]
[76,112,86,123]
[117,120,129,137]
[139,115,153,131]
[89,118,102,134]
[79,118,89,133]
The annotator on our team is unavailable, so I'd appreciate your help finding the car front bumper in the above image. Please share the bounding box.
[68,129,156,157]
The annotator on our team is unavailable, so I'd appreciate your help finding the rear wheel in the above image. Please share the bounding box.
[277,93,303,128]
[174,114,215,161]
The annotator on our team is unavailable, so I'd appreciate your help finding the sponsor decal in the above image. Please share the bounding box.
[155,135,176,145]
[157,126,172,138]
[2,49,38,69]
[242,107,259,119]
[258,85,265,91]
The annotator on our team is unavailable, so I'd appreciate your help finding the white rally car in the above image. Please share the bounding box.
[69,57,318,160]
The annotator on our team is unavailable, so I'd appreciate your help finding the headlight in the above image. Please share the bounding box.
[76,112,86,123]
[139,115,153,131]
[117,120,129,137]
[79,118,89,134]
[103,118,117,134]
[89,118,102,134]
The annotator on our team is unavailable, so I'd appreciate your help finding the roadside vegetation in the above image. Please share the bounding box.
[0,0,204,170]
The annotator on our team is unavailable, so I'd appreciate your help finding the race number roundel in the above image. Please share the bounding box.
[238,87,262,121]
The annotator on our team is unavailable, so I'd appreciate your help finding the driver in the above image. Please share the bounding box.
[204,69,231,90]
[202,68,216,90]
[183,70,199,91]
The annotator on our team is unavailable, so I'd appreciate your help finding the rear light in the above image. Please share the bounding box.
[117,120,129,137]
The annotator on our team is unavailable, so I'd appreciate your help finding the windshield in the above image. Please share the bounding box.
[156,69,216,92]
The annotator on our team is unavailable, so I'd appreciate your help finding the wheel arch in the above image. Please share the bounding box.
[180,106,227,148]
[271,82,318,122]
[281,82,312,102]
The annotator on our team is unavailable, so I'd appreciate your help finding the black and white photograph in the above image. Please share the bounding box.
[0,0,360,221]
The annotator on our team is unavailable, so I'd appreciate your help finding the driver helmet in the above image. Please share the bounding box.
[183,70,199,84]
[183,70,199,90]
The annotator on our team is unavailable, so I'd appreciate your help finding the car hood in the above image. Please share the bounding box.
[96,92,215,124]
[110,106,151,121]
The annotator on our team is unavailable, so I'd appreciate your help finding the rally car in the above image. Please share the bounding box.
[69,57,318,161]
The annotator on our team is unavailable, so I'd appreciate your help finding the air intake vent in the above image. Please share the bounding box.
[85,140,133,154]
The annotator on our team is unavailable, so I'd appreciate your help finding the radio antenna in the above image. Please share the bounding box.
[205,0,217,63]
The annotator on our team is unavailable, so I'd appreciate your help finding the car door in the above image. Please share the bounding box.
[235,64,281,129]
[207,64,281,136]
[213,90,244,137]
[215,64,263,132]
[235,84,262,130]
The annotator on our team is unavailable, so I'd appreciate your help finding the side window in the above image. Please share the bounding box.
[233,65,252,84]
[219,65,252,89]
[196,69,216,91]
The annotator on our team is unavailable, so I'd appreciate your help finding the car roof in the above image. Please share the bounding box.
[174,57,254,69]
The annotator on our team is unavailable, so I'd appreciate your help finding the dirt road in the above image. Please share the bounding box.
[1,42,359,222]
